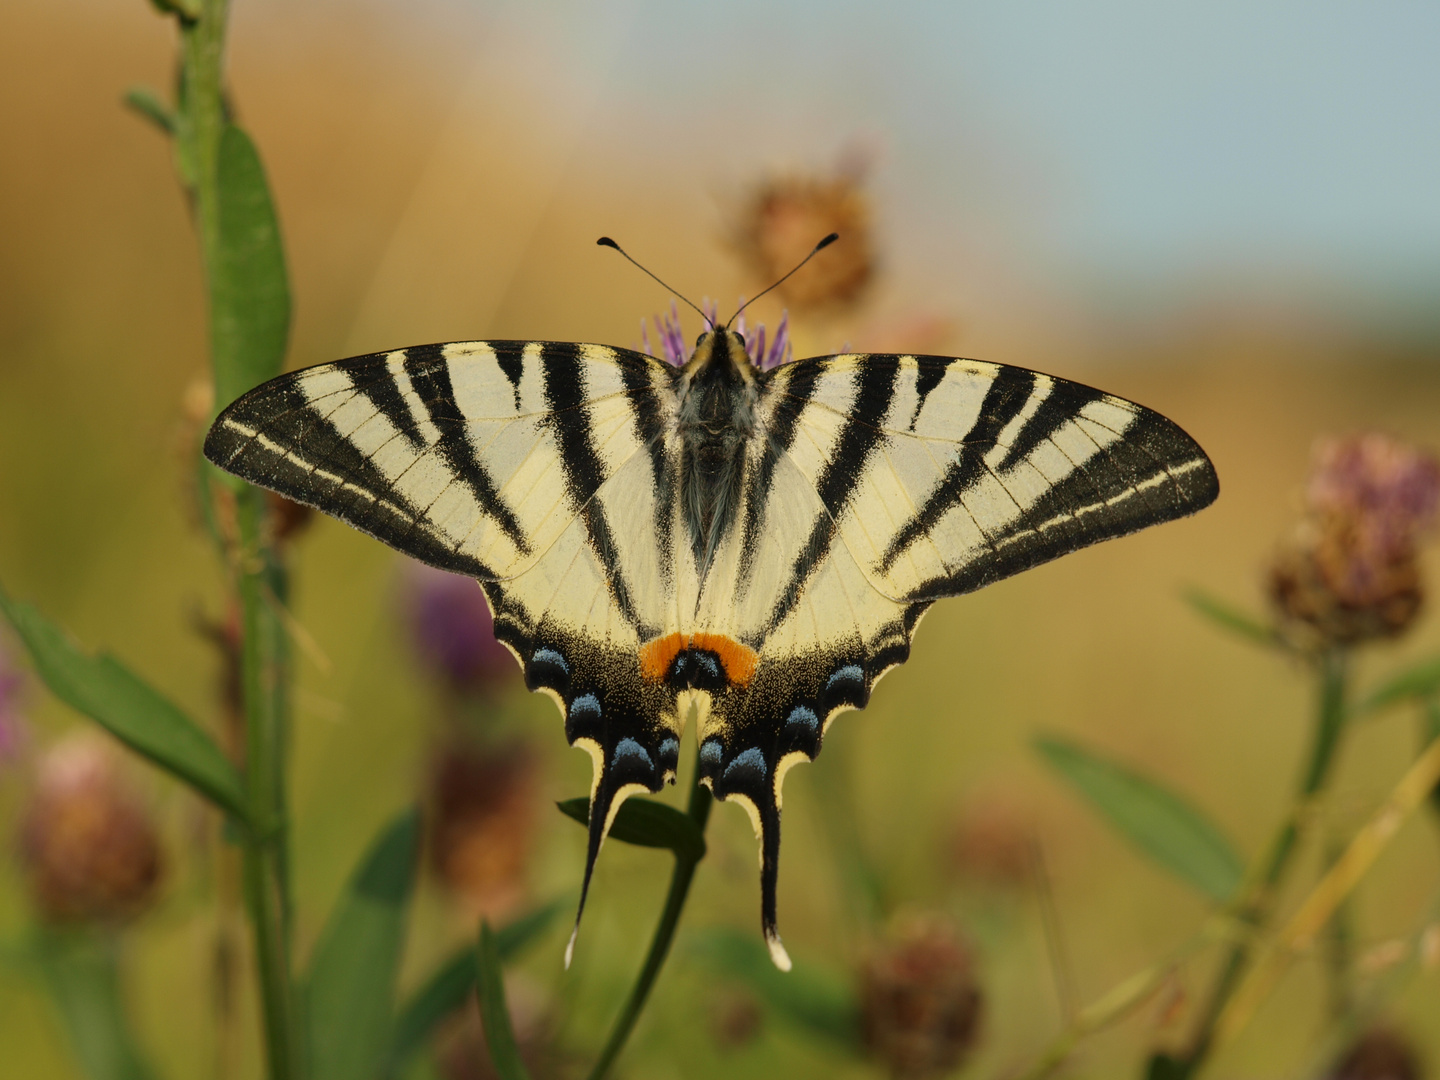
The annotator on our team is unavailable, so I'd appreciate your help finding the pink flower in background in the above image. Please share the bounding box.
[402,562,515,694]
[0,637,28,768]
[1306,434,1440,567]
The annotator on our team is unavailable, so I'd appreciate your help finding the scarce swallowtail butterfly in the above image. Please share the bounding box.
[203,241,1218,971]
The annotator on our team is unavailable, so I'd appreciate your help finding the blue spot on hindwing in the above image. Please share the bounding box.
[568,693,601,722]
[612,738,653,770]
[528,647,570,692]
[723,747,768,786]
[658,737,680,770]
[821,664,865,710]
[783,705,819,739]
[699,739,724,771]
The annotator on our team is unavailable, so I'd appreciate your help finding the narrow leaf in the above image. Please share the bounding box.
[1183,590,1281,648]
[693,928,858,1048]
[1036,736,1244,902]
[385,899,564,1076]
[37,932,156,1080]
[0,585,248,821]
[556,797,705,862]
[212,123,290,409]
[307,809,421,1080]
[476,922,531,1080]
[122,87,175,135]
[1356,656,1440,717]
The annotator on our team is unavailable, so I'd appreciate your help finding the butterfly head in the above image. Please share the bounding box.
[682,328,758,387]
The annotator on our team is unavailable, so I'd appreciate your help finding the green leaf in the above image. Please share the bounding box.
[1035,735,1244,903]
[212,123,290,410]
[307,810,421,1080]
[1356,656,1440,717]
[36,932,157,1080]
[475,922,531,1080]
[122,87,175,135]
[1183,589,1281,648]
[692,928,858,1048]
[385,899,564,1076]
[556,797,705,863]
[0,584,248,822]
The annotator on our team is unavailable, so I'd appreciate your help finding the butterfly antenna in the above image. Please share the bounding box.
[726,232,839,330]
[597,237,714,329]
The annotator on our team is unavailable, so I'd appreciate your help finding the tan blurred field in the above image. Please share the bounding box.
[2,3,1438,1078]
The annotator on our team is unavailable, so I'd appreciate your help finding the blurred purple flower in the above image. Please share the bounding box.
[0,637,29,768]
[1306,434,1440,564]
[1271,434,1440,645]
[402,562,515,694]
[639,298,793,370]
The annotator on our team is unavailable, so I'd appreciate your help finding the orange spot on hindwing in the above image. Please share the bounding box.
[639,632,758,688]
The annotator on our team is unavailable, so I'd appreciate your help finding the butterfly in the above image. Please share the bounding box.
[203,276,1218,969]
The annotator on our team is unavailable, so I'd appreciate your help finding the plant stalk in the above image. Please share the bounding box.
[172,0,298,1074]
[1177,648,1349,1072]
[585,753,713,1080]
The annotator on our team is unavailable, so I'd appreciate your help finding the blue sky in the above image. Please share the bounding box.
[395,0,1440,326]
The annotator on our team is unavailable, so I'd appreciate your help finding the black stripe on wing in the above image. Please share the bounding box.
[766,355,902,633]
[878,363,1038,576]
[538,343,648,634]
[898,378,1219,601]
[203,367,497,579]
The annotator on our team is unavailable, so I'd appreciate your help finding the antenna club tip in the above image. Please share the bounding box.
[817,232,839,250]
[596,236,619,249]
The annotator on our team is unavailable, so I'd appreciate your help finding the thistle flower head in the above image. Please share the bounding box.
[1270,434,1440,646]
[860,916,983,1078]
[402,562,515,695]
[638,299,793,370]
[19,735,164,924]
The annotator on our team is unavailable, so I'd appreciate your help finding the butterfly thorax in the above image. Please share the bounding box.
[676,331,759,581]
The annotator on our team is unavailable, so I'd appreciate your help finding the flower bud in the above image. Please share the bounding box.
[19,735,164,924]
[860,917,982,1077]
[946,793,1034,887]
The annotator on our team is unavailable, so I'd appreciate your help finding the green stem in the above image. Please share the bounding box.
[169,2,297,1075]
[585,756,713,1080]
[1177,649,1349,1073]
[236,488,297,1080]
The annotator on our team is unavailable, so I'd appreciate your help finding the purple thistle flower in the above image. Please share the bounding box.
[638,298,793,370]
[402,562,516,694]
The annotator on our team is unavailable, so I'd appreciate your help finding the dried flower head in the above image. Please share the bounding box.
[403,562,516,695]
[860,916,983,1078]
[733,169,874,313]
[1270,434,1440,646]
[427,738,536,920]
[1327,1027,1424,1080]
[19,735,164,924]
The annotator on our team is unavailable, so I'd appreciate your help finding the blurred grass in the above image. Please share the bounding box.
[2,2,1439,1078]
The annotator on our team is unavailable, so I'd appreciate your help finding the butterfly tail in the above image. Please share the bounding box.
[757,793,792,971]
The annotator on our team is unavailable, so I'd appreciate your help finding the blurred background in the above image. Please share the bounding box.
[2,1,1439,1077]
